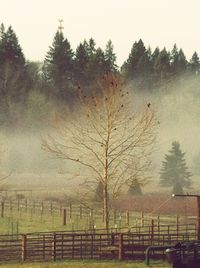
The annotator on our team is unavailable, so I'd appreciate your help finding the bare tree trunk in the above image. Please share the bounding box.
[103,184,109,230]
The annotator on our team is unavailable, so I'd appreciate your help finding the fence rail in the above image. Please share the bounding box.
[0,225,197,262]
[0,197,198,234]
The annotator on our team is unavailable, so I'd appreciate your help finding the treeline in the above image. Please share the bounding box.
[0,23,200,127]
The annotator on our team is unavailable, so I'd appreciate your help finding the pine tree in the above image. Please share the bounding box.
[44,30,74,99]
[122,39,147,79]
[0,24,28,124]
[176,49,188,73]
[94,181,104,202]
[104,40,118,72]
[170,45,188,75]
[91,47,106,78]
[154,47,171,84]
[88,38,96,57]
[0,24,25,66]
[189,51,200,74]
[170,44,179,73]
[127,178,143,195]
[74,40,90,84]
[160,141,192,194]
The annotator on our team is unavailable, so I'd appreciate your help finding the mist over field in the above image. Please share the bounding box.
[1,75,200,194]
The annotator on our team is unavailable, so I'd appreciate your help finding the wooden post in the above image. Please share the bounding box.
[113,210,116,224]
[69,204,72,219]
[140,212,144,227]
[176,215,179,236]
[197,197,200,240]
[11,222,14,235]
[79,205,82,219]
[43,235,45,260]
[1,202,4,218]
[22,234,27,261]
[157,215,160,235]
[111,232,115,245]
[63,208,67,226]
[52,233,56,261]
[126,210,129,226]
[118,233,123,260]
[151,219,154,244]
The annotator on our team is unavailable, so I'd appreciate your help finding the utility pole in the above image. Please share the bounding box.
[58,19,64,33]
[172,194,200,240]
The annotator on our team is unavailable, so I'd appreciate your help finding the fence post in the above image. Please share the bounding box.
[176,215,179,236]
[43,235,45,260]
[22,234,27,261]
[69,204,72,219]
[126,211,129,226]
[113,210,116,225]
[1,201,4,218]
[157,215,160,235]
[140,212,144,227]
[151,219,154,244]
[79,205,82,219]
[52,233,56,261]
[118,233,123,260]
[63,208,67,226]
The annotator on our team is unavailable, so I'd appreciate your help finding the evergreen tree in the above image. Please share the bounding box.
[91,47,106,78]
[170,45,188,75]
[154,47,171,84]
[94,181,104,202]
[104,40,118,72]
[151,47,160,66]
[122,39,147,78]
[0,24,25,66]
[160,141,192,194]
[176,49,188,73]
[74,40,90,83]
[170,44,179,73]
[88,38,96,57]
[0,24,28,124]
[127,178,143,195]
[122,39,153,90]
[44,30,74,100]
[189,51,200,74]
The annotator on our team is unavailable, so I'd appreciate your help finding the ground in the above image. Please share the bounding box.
[0,260,170,268]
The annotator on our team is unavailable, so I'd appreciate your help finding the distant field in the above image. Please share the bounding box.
[0,260,170,268]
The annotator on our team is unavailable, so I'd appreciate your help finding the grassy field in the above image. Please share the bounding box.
[0,260,170,268]
[0,197,189,235]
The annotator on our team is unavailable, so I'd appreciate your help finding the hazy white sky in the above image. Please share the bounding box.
[1,0,200,65]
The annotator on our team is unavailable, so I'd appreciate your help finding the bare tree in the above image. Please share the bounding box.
[42,74,157,229]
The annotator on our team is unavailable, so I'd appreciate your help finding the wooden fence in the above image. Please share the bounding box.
[0,223,197,263]
[0,197,198,233]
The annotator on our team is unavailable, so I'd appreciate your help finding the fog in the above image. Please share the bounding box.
[1,75,200,192]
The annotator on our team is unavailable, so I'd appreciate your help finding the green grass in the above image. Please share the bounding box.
[0,203,183,235]
[0,260,170,267]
